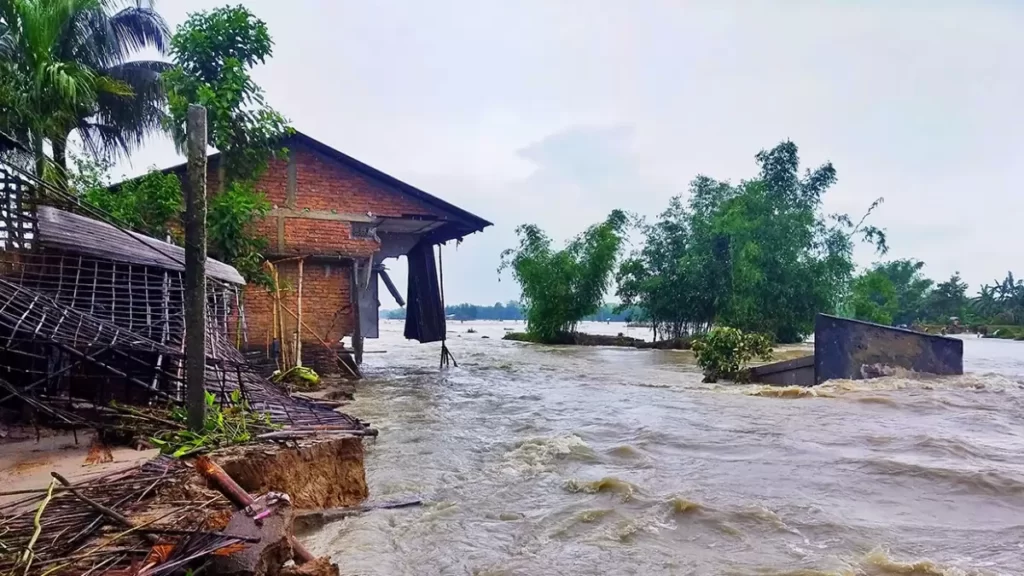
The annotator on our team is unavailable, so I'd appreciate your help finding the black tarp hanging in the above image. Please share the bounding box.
[403,240,446,343]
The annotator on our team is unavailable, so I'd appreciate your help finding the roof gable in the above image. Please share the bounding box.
[117,130,492,243]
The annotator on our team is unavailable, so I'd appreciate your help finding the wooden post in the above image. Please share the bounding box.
[350,262,363,365]
[184,104,208,432]
[296,257,303,367]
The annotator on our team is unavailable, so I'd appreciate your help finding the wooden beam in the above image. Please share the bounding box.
[268,208,375,223]
[349,263,363,365]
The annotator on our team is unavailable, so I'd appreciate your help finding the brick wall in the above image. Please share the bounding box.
[222,138,435,350]
[242,260,353,350]
[207,140,444,258]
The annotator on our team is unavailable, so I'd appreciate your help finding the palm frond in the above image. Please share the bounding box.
[76,118,128,159]
[107,3,169,59]
[90,59,167,156]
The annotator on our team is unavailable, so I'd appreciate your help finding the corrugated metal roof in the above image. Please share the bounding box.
[36,206,245,285]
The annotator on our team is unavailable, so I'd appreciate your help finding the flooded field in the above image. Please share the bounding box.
[305,321,1024,575]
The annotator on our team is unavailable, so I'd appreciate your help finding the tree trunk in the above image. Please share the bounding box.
[33,133,45,181]
[51,134,68,191]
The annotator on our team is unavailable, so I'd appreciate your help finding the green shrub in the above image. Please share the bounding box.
[691,327,773,383]
[149,390,278,458]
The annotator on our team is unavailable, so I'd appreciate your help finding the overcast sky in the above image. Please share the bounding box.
[118,0,1024,307]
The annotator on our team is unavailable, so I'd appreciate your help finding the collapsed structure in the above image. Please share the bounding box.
[0,163,358,430]
[0,159,367,575]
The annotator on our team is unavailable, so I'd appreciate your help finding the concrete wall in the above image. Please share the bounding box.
[814,314,963,384]
[749,355,815,386]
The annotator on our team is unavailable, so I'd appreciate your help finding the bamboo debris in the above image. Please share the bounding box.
[51,472,159,545]
[0,457,201,575]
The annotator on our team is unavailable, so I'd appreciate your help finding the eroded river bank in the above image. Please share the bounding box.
[305,321,1024,575]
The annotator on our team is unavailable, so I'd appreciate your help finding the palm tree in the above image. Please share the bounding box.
[0,0,169,181]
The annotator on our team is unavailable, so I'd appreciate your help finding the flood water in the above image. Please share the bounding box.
[305,321,1024,575]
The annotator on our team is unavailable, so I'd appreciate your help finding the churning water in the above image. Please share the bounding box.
[303,321,1024,575]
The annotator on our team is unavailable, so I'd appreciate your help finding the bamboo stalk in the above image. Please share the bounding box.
[296,257,303,367]
[19,478,57,572]
[50,472,159,545]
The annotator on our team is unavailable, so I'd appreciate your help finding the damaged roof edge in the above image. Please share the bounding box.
[108,130,493,236]
[36,206,246,285]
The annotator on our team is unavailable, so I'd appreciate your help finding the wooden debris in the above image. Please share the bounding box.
[293,498,423,534]
[208,508,293,576]
[195,456,316,564]
[84,437,114,465]
[51,471,159,544]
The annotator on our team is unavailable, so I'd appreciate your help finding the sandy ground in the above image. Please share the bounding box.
[0,429,158,509]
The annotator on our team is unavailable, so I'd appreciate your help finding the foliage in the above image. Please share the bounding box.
[0,0,170,178]
[873,259,933,325]
[849,269,899,325]
[208,181,271,284]
[163,5,289,284]
[271,365,321,391]
[163,4,289,182]
[970,272,1024,325]
[499,210,629,342]
[691,326,773,383]
[923,272,969,323]
[848,263,1024,329]
[617,184,733,340]
[80,165,183,239]
[149,390,276,458]
[617,141,887,343]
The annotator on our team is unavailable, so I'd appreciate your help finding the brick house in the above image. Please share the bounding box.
[163,131,490,375]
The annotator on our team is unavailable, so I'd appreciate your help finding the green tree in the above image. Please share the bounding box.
[923,272,969,322]
[861,259,933,325]
[68,152,181,239]
[617,182,733,340]
[618,141,886,343]
[500,210,628,342]
[162,5,289,283]
[162,5,288,182]
[0,0,170,178]
[849,269,898,325]
[970,271,1024,325]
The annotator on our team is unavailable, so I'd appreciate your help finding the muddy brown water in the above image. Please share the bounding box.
[303,321,1024,575]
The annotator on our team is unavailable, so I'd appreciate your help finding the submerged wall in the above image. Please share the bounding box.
[814,314,963,384]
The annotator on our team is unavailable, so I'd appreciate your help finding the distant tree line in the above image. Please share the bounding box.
[849,263,1024,329]
[381,301,642,323]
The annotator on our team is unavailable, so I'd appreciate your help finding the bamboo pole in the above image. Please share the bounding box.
[275,302,359,380]
[295,257,303,367]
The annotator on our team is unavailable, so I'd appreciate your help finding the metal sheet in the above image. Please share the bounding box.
[359,268,379,339]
